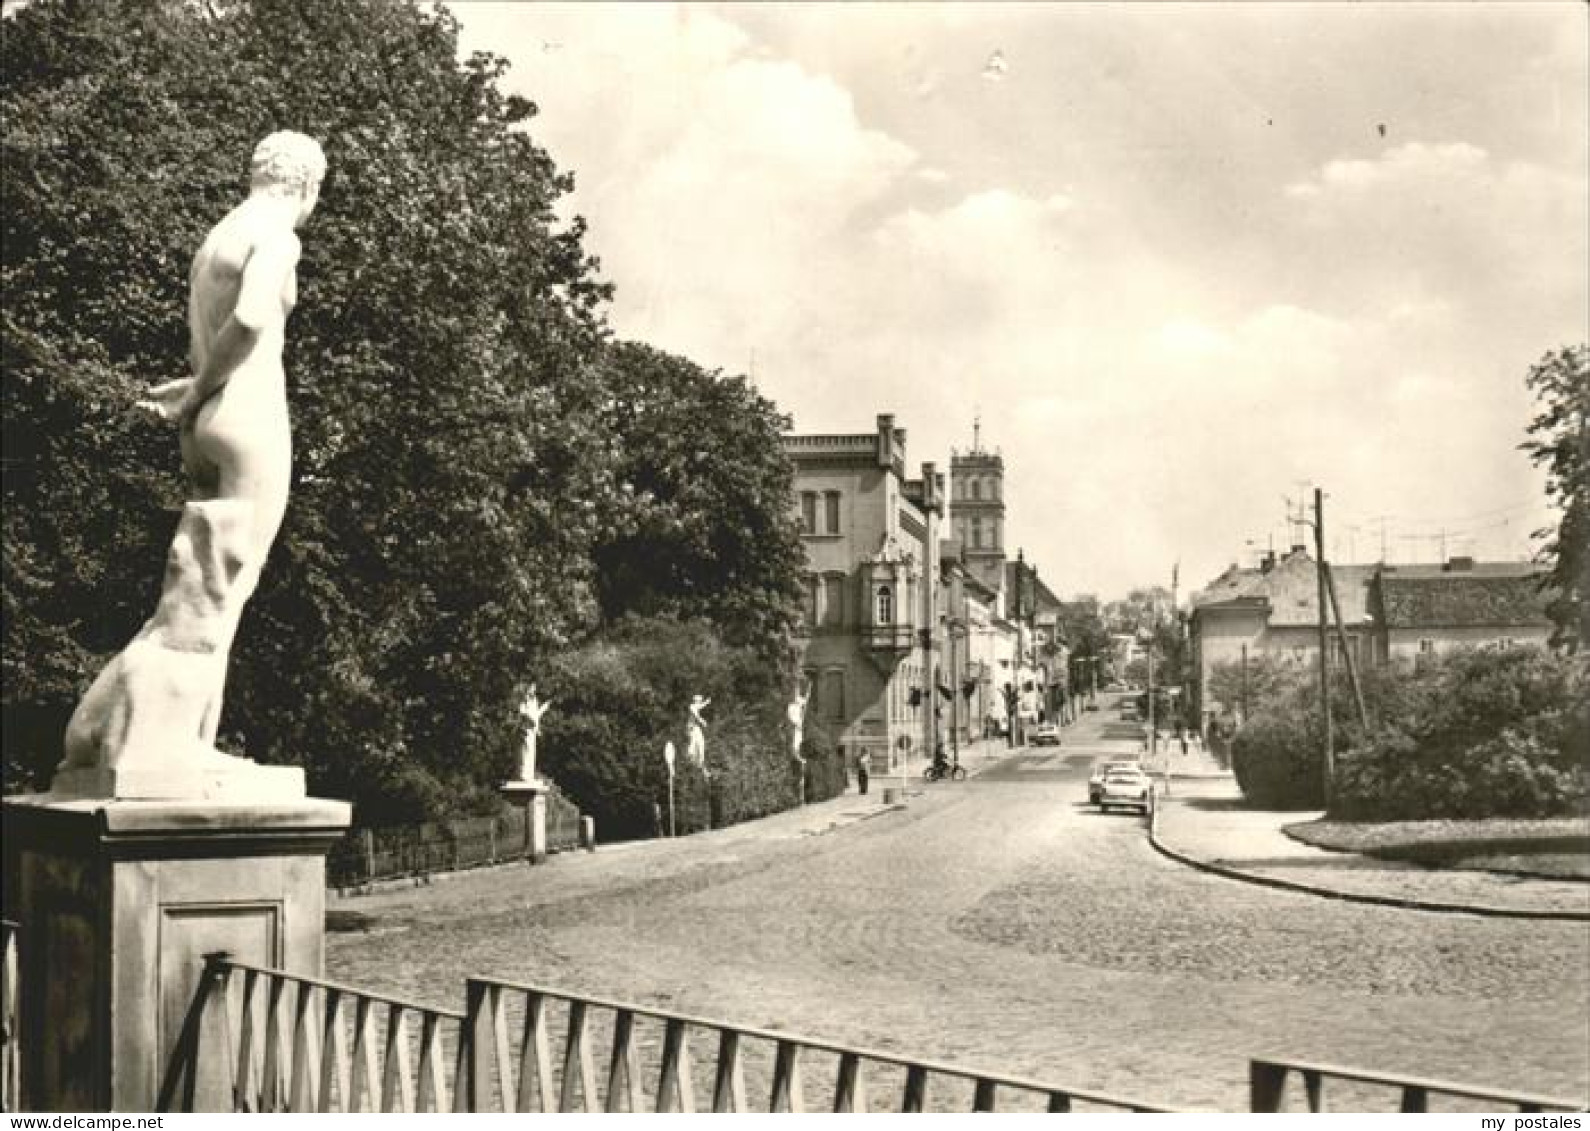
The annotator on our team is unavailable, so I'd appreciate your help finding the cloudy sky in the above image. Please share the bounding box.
[451,2,1587,600]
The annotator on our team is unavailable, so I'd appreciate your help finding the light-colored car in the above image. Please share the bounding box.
[1097,767,1154,814]
[1031,723,1062,746]
[1087,759,1143,804]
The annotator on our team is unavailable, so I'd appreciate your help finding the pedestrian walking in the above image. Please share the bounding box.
[855,750,870,796]
[1179,729,1189,758]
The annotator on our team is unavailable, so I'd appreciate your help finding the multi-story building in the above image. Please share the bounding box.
[784,415,944,772]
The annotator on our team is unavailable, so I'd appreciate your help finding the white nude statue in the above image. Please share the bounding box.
[515,684,552,783]
[687,695,709,773]
[54,132,326,800]
[787,678,809,764]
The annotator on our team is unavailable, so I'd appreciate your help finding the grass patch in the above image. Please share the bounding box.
[1285,817,1590,881]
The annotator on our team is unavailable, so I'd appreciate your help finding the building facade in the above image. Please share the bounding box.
[785,415,944,772]
[1189,550,1553,726]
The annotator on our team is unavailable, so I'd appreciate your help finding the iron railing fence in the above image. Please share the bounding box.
[1250,1057,1585,1113]
[159,955,466,1113]
[455,976,1180,1114]
[17,948,1587,1113]
[326,786,584,890]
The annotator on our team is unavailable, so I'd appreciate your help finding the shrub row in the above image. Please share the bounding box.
[1230,645,1588,819]
[537,616,840,841]
[1331,646,1587,820]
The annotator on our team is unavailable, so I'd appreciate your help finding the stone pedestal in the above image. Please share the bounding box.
[1,794,351,1112]
[500,780,548,863]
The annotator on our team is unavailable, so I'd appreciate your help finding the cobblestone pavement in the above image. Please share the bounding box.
[328,711,1590,1112]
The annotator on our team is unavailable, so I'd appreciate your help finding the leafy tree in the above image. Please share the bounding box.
[3,0,809,832]
[3,0,613,817]
[1521,343,1589,651]
[1057,594,1111,686]
[586,342,804,659]
[1205,653,1305,719]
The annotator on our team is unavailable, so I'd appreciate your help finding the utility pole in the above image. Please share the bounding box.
[1324,566,1371,730]
[1240,643,1250,721]
[1313,487,1334,806]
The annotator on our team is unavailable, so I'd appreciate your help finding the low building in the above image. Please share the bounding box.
[785,414,944,773]
[1372,559,1553,667]
[1189,549,1553,726]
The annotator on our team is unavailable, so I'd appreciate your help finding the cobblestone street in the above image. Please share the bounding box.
[328,714,1590,1111]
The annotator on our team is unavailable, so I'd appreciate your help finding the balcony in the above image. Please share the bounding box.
[865,623,916,653]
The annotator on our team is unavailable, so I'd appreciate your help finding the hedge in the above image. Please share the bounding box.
[1331,646,1588,820]
[536,616,832,841]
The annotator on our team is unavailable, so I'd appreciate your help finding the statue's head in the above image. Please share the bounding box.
[249,130,326,225]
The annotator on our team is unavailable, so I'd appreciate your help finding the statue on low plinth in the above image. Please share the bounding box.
[787,677,810,765]
[53,131,327,801]
[515,684,552,783]
[687,694,709,773]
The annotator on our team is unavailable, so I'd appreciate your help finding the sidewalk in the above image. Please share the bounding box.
[779,736,1016,839]
[1151,772,1590,921]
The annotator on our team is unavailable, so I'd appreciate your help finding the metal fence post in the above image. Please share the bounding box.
[1250,1060,1287,1112]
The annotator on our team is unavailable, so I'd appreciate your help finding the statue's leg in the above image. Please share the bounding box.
[179,419,222,501]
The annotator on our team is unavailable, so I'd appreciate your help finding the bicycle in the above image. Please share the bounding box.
[923,759,967,782]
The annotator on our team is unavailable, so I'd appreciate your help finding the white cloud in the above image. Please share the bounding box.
[448,6,1581,594]
[1283,140,1588,323]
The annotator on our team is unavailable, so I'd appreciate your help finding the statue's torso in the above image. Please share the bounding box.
[188,203,296,414]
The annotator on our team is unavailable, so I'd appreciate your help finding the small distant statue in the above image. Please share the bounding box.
[56,131,327,797]
[786,677,810,764]
[687,695,710,772]
[516,684,552,782]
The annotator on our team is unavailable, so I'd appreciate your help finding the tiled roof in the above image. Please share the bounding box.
[1191,564,1265,607]
[1378,570,1552,629]
[1190,550,1374,626]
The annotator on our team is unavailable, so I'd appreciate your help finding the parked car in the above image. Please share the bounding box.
[1097,767,1154,814]
[1087,759,1143,804]
[1031,723,1062,746]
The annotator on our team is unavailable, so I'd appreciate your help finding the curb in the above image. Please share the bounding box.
[1278,822,1590,886]
[1146,803,1590,923]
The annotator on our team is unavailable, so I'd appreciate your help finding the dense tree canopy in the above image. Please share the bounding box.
[588,342,804,659]
[2,0,803,822]
[1521,343,1589,652]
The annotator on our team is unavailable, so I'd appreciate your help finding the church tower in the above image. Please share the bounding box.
[949,417,1007,605]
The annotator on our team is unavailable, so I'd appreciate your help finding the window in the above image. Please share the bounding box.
[1419,639,1434,654]
[799,492,816,535]
[803,576,820,626]
[822,669,846,723]
[876,585,893,624]
[971,479,982,500]
[824,491,841,534]
[823,574,845,627]
[971,517,983,549]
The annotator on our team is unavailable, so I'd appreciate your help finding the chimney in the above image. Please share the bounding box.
[876,413,895,469]
[1260,551,1277,574]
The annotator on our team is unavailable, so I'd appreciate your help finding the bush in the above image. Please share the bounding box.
[800,719,847,804]
[1230,683,1327,809]
[536,616,802,841]
[1332,646,1588,820]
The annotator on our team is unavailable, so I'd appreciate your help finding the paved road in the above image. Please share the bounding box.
[328,705,1590,1111]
